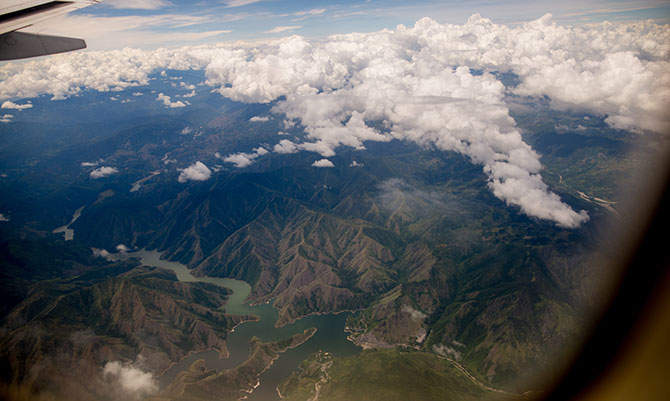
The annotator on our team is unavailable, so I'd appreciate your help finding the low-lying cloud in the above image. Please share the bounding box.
[90,166,119,179]
[273,139,298,154]
[178,161,212,182]
[1,100,32,110]
[157,92,186,108]
[0,15,665,226]
[102,359,157,399]
[220,147,268,168]
[312,158,334,168]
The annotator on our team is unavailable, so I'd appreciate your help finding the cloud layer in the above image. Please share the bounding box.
[1,15,666,226]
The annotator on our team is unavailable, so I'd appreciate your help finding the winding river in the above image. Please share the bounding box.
[113,249,360,400]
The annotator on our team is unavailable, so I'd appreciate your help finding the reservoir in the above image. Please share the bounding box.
[113,249,361,400]
[52,206,85,241]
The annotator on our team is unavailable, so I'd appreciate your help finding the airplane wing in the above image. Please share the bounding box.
[0,0,103,61]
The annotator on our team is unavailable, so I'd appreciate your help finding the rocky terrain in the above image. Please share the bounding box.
[0,240,249,401]
[150,328,317,401]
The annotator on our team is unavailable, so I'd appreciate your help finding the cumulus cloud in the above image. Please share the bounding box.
[180,126,192,135]
[255,147,269,156]
[220,147,268,168]
[1,100,32,110]
[178,161,212,182]
[349,160,363,167]
[90,166,119,179]
[102,359,157,399]
[312,159,334,168]
[273,139,299,154]
[157,93,186,108]
[222,153,255,168]
[1,16,666,226]
[0,213,9,222]
[0,114,12,123]
[249,116,269,122]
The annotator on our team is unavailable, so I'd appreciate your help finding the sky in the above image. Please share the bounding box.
[20,0,670,50]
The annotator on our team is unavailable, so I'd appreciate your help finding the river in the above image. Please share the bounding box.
[113,249,361,401]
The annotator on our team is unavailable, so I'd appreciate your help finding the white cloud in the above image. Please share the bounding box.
[102,360,157,398]
[312,159,334,168]
[180,127,192,135]
[1,16,667,226]
[294,8,327,16]
[0,213,9,222]
[223,152,257,168]
[178,161,212,182]
[1,101,32,110]
[273,139,298,154]
[249,116,270,122]
[0,114,12,123]
[157,93,186,108]
[220,147,268,168]
[265,25,302,34]
[21,14,228,50]
[254,147,269,156]
[105,0,172,9]
[116,244,129,253]
[408,14,670,133]
[132,92,143,96]
[90,167,119,179]
[81,161,100,167]
[350,160,363,167]
[224,0,262,7]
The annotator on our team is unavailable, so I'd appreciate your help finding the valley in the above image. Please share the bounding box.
[0,66,660,400]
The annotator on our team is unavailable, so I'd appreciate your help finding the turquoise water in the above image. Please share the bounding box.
[114,250,360,400]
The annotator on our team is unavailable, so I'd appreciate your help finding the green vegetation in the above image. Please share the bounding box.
[0,78,657,399]
[0,241,245,401]
[279,349,512,401]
